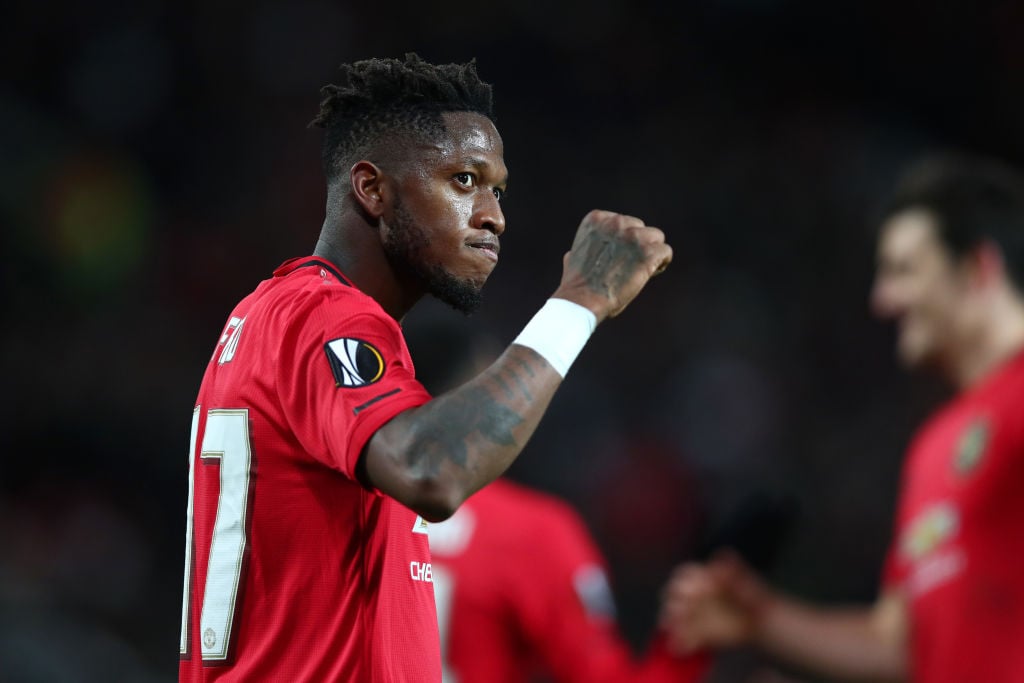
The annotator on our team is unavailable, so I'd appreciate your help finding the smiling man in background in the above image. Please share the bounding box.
[662,154,1024,682]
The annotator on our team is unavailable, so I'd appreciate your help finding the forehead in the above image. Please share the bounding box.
[878,209,946,261]
[418,112,504,165]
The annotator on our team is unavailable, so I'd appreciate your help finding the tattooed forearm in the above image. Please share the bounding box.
[496,358,535,402]
[491,370,517,400]
[368,344,563,519]
[507,372,534,403]
[473,392,523,448]
[511,354,537,379]
[408,384,524,475]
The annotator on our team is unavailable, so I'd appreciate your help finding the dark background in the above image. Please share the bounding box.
[4,1,1022,680]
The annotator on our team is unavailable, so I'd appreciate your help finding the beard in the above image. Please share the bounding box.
[381,198,484,315]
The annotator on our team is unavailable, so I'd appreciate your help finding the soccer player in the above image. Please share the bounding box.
[431,480,710,683]
[660,154,1024,682]
[178,54,673,682]
[407,323,709,683]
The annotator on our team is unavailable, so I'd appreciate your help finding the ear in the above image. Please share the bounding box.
[349,160,387,219]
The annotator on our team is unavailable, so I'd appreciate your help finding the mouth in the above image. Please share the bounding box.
[467,239,500,263]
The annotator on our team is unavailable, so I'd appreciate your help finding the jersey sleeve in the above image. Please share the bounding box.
[518,502,709,683]
[277,297,431,481]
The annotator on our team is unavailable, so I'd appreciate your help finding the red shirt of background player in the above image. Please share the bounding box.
[884,350,1024,682]
[179,258,439,682]
[429,478,708,683]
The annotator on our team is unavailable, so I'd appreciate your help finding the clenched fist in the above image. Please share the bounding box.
[553,210,672,323]
[660,551,771,655]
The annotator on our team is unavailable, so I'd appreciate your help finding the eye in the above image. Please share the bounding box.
[493,187,505,201]
[454,172,476,188]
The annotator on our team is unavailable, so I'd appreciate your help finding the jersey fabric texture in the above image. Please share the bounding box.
[180,257,440,682]
[884,350,1024,683]
[428,478,708,683]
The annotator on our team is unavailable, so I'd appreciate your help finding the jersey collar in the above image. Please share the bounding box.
[273,257,352,286]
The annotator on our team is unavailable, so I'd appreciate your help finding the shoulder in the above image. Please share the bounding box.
[268,267,403,344]
[946,353,1024,434]
[907,357,1024,472]
[481,479,584,528]
[477,481,599,562]
[278,270,388,320]
[980,351,1024,413]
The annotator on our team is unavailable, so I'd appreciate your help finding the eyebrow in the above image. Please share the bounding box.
[461,156,509,186]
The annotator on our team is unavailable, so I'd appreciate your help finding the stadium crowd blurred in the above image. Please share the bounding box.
[4,1,1024,680]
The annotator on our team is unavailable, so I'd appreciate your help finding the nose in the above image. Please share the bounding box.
[473,191,506,236]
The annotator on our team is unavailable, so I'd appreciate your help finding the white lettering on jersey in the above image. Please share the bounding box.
[907,547,966,597]
[410,561,433,583]
[217,317,246,364]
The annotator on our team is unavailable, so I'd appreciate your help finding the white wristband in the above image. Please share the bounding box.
[513,298,597,378]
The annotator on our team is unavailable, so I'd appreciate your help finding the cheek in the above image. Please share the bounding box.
[907,288,964,346]
[449,191,476,225]
[439,196,476,242]
[424,186,468,222]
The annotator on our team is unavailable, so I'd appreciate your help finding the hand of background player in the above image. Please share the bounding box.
[552,210,672,322]
[659,550,771,654]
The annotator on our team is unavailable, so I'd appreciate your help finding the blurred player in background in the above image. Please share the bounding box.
[179,54,673,681]
[407,321,709,683]
[661,154,1024,682]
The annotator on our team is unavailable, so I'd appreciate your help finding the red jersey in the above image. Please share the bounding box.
[884,350,1024,682]
[428,479,708,683]
[179,257,440,682]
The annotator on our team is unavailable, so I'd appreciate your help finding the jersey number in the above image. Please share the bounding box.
[432,564,459,683]
[180,408,253,661]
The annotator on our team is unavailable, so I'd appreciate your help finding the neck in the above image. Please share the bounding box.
[949,291,1024,389]
[313,208,423,322]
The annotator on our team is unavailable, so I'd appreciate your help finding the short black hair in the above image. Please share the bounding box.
[881,153,1024,291]
[310,53,494,183]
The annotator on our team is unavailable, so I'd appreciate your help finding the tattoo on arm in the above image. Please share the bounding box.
[511,355,536,379]
[573,233,642,297]
[507,372,534,403]
[409,369,531,475]
[491,372,517,400]
[494,362,533,402]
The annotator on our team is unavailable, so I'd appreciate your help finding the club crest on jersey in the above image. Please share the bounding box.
[324,338,385,388]
[954,418,989,475]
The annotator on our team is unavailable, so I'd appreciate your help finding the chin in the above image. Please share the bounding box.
[897,342,942,373]
[896,336,925,368]
[897,351,923,370]
[427,271,485,315]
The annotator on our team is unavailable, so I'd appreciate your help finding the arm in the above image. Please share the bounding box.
[503,500,708,683]
[364,210,673,521]
[362,343,559,521]
[661,552,908,682]
[534,573,709,683]
[753,588,907,682]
